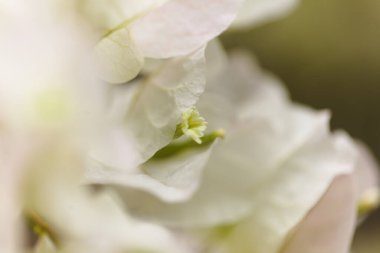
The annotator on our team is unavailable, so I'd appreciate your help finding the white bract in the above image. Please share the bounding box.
[0,1,378,253]
[25,146,191,253]
[86,47,219,202]
[232,0,299,29]
[79,0,244,83]
[86,0,244,201]
[89,0,300,82]
[86,0,306,202]
[105,48,379,253]
[0,4,191,253]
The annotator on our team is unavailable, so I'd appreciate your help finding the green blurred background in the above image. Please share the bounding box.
[222,0,380,252]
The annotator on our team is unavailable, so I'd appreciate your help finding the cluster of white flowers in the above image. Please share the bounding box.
[0,1,379,253]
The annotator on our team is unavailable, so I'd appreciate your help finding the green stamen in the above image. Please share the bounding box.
[153,129,225,160]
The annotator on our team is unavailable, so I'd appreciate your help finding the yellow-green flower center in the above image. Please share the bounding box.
[175,107,208,144]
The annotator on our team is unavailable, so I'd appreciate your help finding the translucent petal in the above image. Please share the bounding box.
[123,47,206,161]
[94,28,144,84]
[232,0,299,29]
[130,0,244,58]
[24,147,190,253]
[218,131,357,253]
[280,175,356,253]
[87,48,207,202]
[205,40,229,83]
[352,141,380,220]
[0,15,105,139]
[78,0,169,33]
[87,142,216,202]
[353,141,380,199]
[34,236,56,253]
[0,11,106,252]
[111,54,357,233]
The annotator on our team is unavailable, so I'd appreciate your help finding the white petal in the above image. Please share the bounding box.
[112,54,357,231]
[0,13,105,140]
[87,49,207,202]
[87,142,216,202]
[210,131,357,253]
[0,157,21,253]
[34,236,56,253]
[130,0,243,58]
[200,50,289,131]
[352,141,380,220]
[94,28,144,84]
[353,140,379,198]
[232,0,299,29]
[78,0,169,33]
[280,175,356,253]
[205,40,229,83]
[24,147,190,253]
[122,48,206,161]
[118,112,355,230]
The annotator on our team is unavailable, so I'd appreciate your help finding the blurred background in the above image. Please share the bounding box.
[222,0,380,252]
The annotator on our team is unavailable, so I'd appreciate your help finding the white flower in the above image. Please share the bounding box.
[85,0,306,203]
[0,7,191,251]
[1,1,378,253]
[86,45,224,202]
[0,5,104,252]
[24,147,191,253]
[103,47,379,253]
[90,0,300,83]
